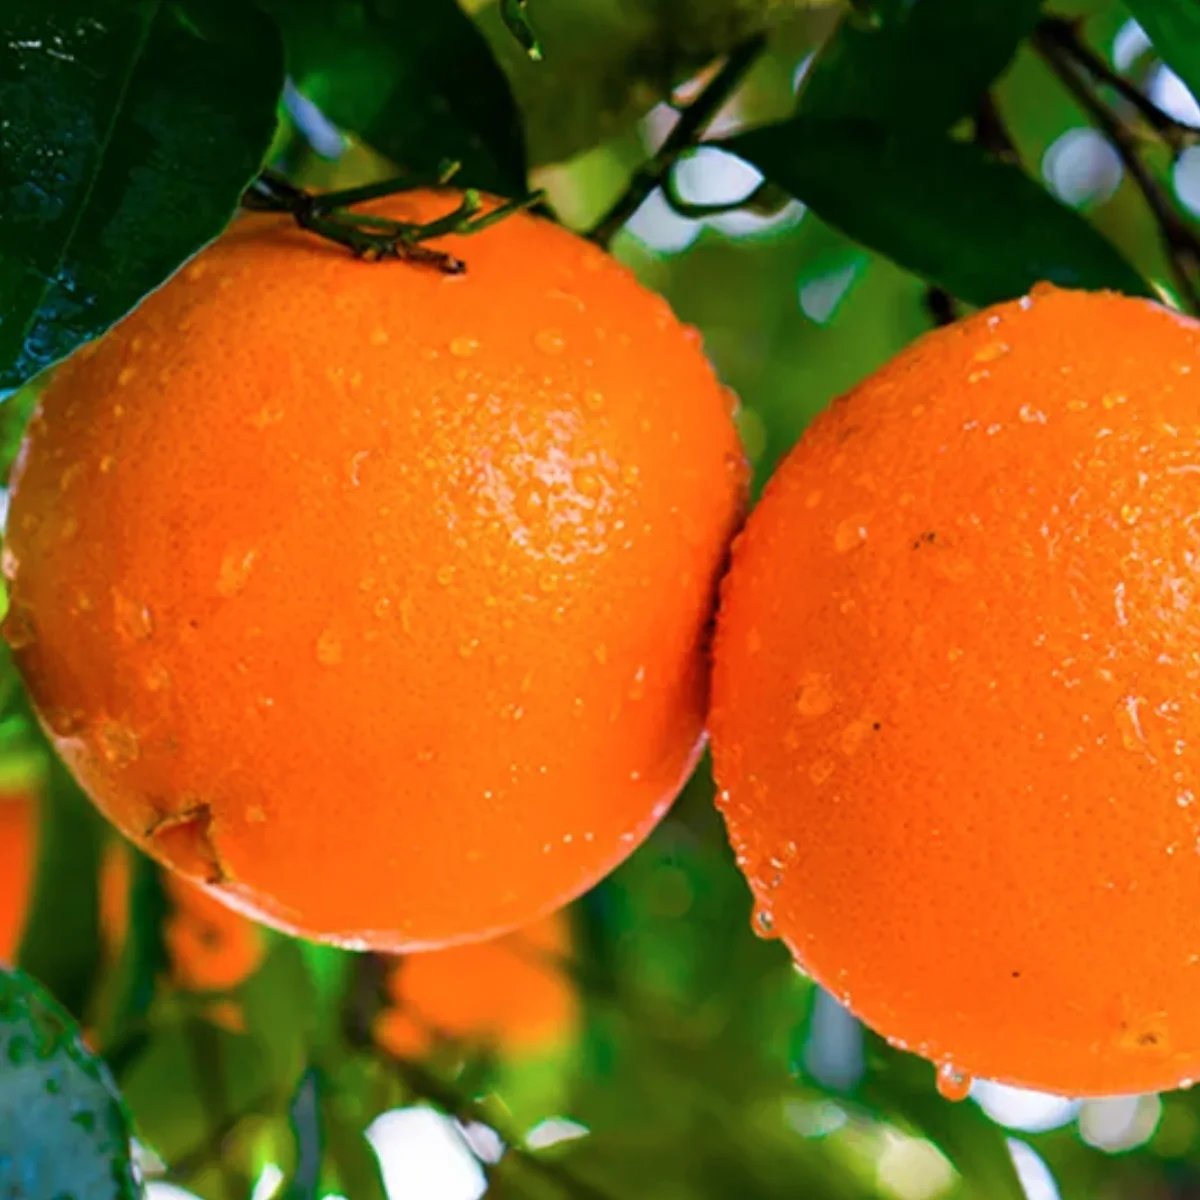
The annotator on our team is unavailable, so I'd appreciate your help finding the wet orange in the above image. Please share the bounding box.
[0,791,34,962]
[375,911,575,1057]
[4,189,746,951]
[711,284,1200,1097]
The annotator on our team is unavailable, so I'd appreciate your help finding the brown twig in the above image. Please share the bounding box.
[588,35,768,246]
[1038,17,1198,154]
[1034,27,1200,314]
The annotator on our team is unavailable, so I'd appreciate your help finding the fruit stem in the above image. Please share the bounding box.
[1034,25,1200,315]
[587,34,768,247]
[241,168,544,272]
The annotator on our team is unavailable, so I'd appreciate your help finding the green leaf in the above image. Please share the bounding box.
[16,750,107,1022]
[1123,0,1200,108]
[0,965,139,1200]
[318,1070,389,1200]
[98,847,169,1059]
[799,0,1043,130]
[500,0,544,62]
[722,117,1152,306]
[0,0,284,390]
[268,0,527,196]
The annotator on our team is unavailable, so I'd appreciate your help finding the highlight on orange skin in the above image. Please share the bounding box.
[3,188,747,952]
[711,283,1200,1098]
[374,911,576,1059]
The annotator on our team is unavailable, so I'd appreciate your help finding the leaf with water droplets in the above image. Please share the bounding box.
[0,0,285,389]
[0,965,139,1199]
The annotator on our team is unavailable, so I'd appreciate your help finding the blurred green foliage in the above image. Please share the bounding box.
[4,0,1200,1197]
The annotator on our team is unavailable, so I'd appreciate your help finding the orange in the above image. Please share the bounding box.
[3,189,746,951]
[0,790,34,962]
[99,842,265,993]
[161,873,266,994]
[711,284,1200,1098]
[374,910,575,1057]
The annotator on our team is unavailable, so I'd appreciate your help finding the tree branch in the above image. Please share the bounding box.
[588,35,768,246]
[1034,27,1200,314]
[1038,17,1198,154]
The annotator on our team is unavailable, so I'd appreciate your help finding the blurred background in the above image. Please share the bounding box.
[5,0,1200,1196]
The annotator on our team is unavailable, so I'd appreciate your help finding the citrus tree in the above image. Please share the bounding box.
[4,1,1200,1198]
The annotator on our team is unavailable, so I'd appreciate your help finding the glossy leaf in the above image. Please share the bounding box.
[0,0,284,390]
[799,0,1043,130]
[0,965,139,1200]
[1124,0,1200,110]
[268,0,527,196]
[722,117,1152,306]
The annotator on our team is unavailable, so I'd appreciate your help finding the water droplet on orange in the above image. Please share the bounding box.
[935,1063,972,1101]
[534,328,565,355]
[316,630,343,667]
[2,605,36,650]
[973,341,1010,364]
[216,548,258,598]
[809,758,835,785]
[1114,695,1148,752]
[113,592,154,641]
[752,907,776,938]
[833,517,869,554]
[98,720,140,766]
[449,335,479,358]
[795,673,834,717]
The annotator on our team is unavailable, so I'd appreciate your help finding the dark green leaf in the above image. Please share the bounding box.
[267,0,527,196]
[799,0,1043,130]
[16,750,107,1022]
[0,965,139,1200]
[722,117,1152,305]
[1124,0,1200,108]
[0,0,284,390]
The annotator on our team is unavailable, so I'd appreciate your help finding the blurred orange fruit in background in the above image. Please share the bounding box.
[375,910,576,1058]
[712,284,1200,1097]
